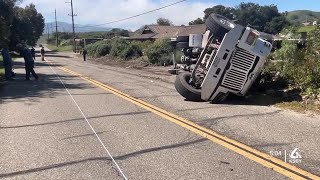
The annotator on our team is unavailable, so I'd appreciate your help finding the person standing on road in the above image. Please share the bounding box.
[31,46,36,60]
[17,44,39,81]
[82,48,87,61]
[1,46,14,81]
[40,47,45,61]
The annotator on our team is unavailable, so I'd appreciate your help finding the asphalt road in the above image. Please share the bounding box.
[0,51,319,179]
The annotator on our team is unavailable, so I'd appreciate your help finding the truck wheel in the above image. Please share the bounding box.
[205,13,235,41]
[175,72,202,101]
[177,36,189,42]
[176,42,189,49]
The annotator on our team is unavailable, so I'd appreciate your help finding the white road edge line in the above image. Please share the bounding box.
[49,65,128,180]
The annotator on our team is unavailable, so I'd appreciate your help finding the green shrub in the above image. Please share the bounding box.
[96,42,112,57]
[174,49,183,64]
[266,26,320,97]
[85,44,94,56]
[110,39,142,59]
[145,39,172,65]
[86,43,98,57]
[86,39,142,59]
[85,40,111,57]
[121,44,143,59]
[131,41,153,51]
[110,39,129,57]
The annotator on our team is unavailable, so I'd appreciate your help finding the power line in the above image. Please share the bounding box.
[75,0,187,29]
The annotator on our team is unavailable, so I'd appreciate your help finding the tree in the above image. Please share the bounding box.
[10,4,45,47]
[157,18,172,26]
[110,28,130,37]
[0,0,15,47]
[235,3,290,34]
[0,2,44,48]
[203,5,235,20]
[265,16,291,34]
[189,18,205,25]
[289,14,299,21]
[200,3,290,34]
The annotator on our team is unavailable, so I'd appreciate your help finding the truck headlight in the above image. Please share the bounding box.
[246,31,258,45]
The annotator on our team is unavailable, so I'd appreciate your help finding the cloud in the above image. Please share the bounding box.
[19,0,216,30]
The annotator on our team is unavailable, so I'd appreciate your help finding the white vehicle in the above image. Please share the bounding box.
[174,14,273,102]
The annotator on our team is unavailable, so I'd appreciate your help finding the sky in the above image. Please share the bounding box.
[19,0,320,31]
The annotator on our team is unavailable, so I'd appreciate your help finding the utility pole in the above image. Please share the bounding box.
[55,9,59,47]
[66,0,77,53]
[47,24,50,40]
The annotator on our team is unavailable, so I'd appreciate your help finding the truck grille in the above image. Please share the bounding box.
[222,48,256,91]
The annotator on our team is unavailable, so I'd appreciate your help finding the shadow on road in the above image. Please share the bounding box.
[196,110,281,130]
[0,157,111,178]
[0,111,150,129]
[10,60,63,68]
[61,131,106,140]
[0,61,92,104]
[31,50,73,59]
[179,91,302,107]
[221,92,302,106]
[115,138,207,160]
[0,138,207,178]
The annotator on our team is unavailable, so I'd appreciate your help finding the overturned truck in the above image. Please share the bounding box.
[174,14,273,102]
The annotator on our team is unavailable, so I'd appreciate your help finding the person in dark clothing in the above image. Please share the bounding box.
[1,47,14,81]
[17,44,39,80]
[40,47,45,61]
[82,48,87,61]
[30,47,36,60]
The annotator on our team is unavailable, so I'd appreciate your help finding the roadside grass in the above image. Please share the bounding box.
[298,26,316,32]
[275,101,320,115]
[47,44,73,52]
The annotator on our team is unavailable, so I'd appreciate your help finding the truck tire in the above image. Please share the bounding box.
[175,72,202,101]
[205,13,235,41]
[177,36,189,42]
[176,42,189,49]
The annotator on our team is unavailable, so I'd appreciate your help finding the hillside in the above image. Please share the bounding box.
[286,10,320,24]
[45,22,111,33]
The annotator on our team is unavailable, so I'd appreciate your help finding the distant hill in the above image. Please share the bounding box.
[45,21,111,33]
[286,10,320,24]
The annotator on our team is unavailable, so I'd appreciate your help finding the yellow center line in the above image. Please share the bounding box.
[58,66,319,180]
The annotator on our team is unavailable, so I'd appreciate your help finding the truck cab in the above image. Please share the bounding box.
[174,14,273,102]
